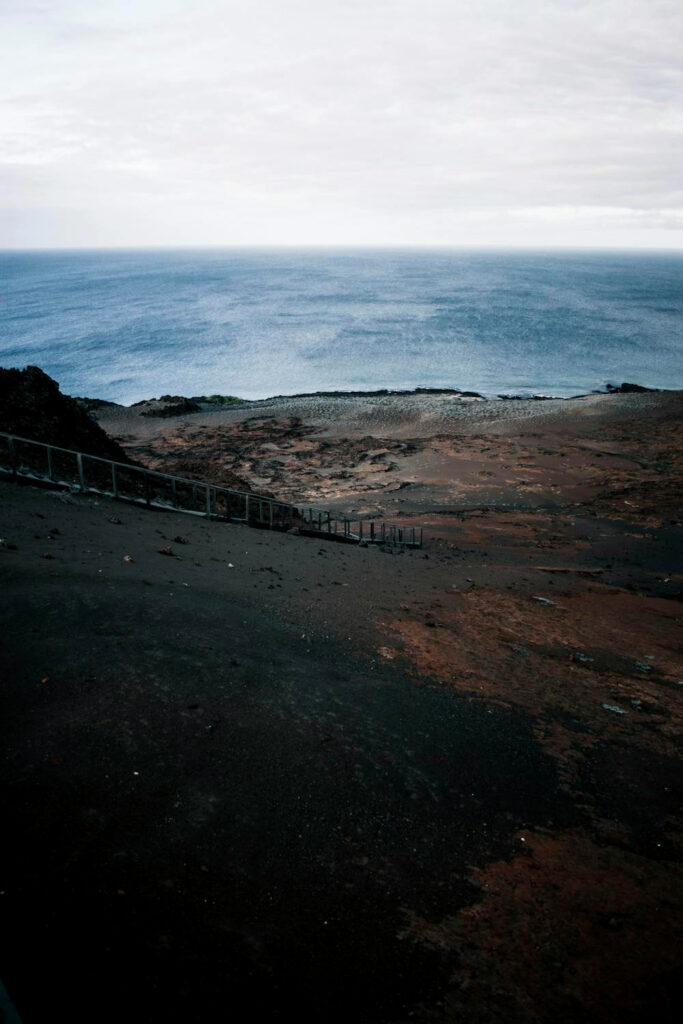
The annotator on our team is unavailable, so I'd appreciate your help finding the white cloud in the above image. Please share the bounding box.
[1,0,681,247]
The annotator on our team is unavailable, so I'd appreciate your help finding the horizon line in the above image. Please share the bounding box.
[2,243,682,255]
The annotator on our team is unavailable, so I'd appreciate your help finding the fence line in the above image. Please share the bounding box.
[0,431,423,548]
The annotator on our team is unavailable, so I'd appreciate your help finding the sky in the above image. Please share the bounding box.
[1,0,681,249]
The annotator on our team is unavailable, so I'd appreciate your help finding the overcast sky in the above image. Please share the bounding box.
[1,0,681,248]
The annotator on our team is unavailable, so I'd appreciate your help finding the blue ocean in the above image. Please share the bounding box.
[1,249,681,404]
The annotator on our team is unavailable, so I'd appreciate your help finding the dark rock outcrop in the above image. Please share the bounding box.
[0,366,131,462]
[129,395,202,418]
[606,382,658,394]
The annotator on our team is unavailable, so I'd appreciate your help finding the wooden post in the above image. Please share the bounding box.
[370,522,375,542]
[46,446,54,481]
[269,501,274,529]
[171,478,177,507]
[76,452,86,491]
[111,463,118,497]
[359,520,363,541]
[205,485,211,518]
[245,494,250,523]
[7,436,16,476]
[327,513,332,533]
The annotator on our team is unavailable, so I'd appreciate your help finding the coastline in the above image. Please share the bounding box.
[93,385,683,527]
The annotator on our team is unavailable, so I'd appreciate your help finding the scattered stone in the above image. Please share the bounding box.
[602,703,628,715]
[48,492,77,505]
[634,661,652,672]
[511,646,529,656]
[158,546,174,556]
[123,555,134,564]
[532,596,555,606]
[108,515,123,524]
[572,652,594,664]
[173,535,188,544]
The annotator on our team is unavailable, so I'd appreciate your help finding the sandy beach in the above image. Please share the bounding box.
[2,379,682,1022]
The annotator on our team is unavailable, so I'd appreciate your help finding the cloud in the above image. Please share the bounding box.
[1,0,681,247]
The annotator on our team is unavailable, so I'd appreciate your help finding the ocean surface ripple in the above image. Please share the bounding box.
[1,248,681,404]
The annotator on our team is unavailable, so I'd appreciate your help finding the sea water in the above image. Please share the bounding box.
[0,248,681,404]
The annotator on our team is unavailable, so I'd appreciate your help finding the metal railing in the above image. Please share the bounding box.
[0,431,423,548]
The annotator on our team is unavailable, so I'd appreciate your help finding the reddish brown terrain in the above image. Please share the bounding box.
[1,385,682,1022]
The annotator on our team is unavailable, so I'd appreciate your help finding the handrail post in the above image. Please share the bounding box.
[76,452,86,491]
[111,463,118,497]
[7,435,16,476]
[245,494,250,523]
[269,501,274,529]
[205,485,211,518]
[144,471,151,506]
[46,446,54,481]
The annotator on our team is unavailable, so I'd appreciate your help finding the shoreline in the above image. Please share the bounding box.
[82,380,664,411]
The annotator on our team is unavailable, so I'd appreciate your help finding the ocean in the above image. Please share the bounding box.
[1,249,681,405]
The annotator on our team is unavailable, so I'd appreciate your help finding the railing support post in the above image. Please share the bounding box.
[7,436,17,477]
[111,463,118,497]
[46,446,54,481]
[205,485,211,518]
[76,452,86,491]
